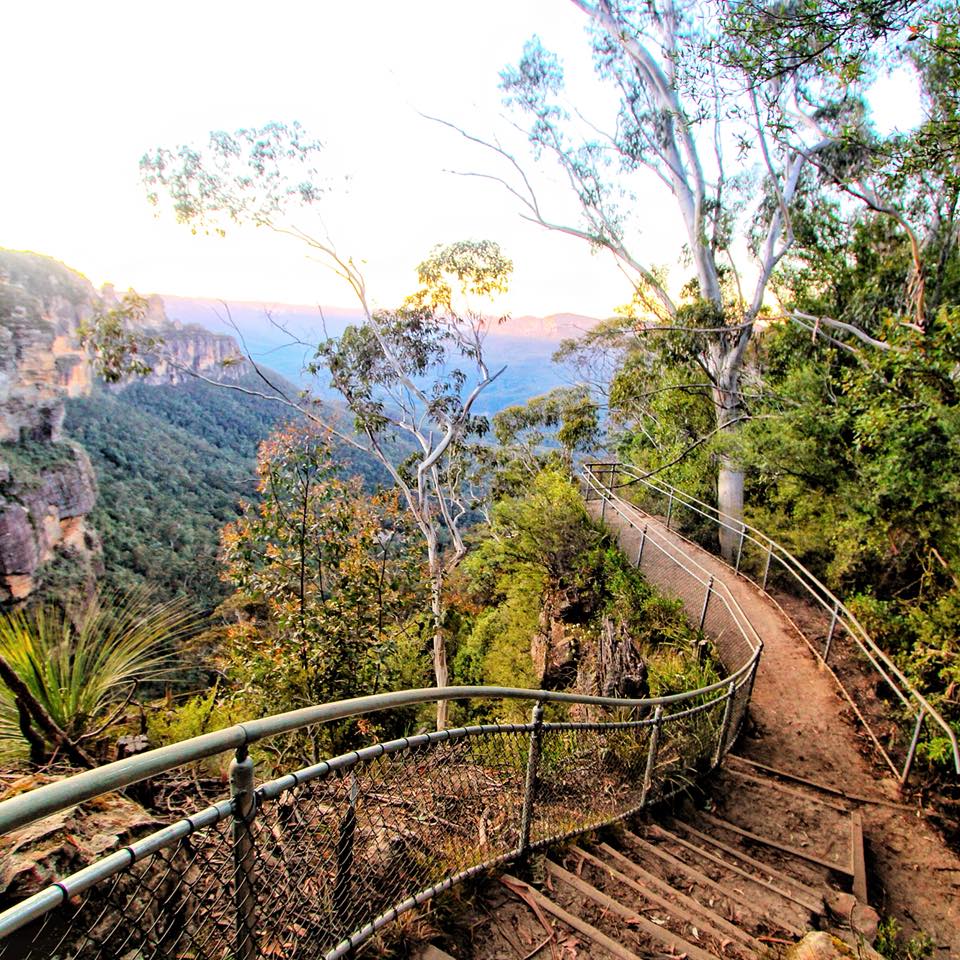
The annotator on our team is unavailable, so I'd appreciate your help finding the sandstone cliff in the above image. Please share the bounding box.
[0,251,101,601]
[0,249,254,603]
[100,286,251,387]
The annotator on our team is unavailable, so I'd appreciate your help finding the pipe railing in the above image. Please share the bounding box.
[0,474,762,960]
[585,462,960,783]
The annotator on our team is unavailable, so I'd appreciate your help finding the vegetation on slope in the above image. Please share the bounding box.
[64,374,388,611]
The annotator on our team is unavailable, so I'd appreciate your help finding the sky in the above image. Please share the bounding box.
[1,2,923,319]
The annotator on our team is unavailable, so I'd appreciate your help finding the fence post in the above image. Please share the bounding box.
[230,746,258,960]
[636,525,647,566]
[640,705,663,807]
[601,494,607,521]
[699,576,714,630]
[823,603,839,662]
[665,490,674,530]
[761,544,772,590]
[734,527,746,574]
[712,681,737,768]
[900,708,926,787]
[333,773,359,930]
[519,700,545,856]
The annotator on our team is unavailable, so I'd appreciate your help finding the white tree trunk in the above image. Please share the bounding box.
[712,365,745,562]
[717,458,745,562]
[427,540,449,730]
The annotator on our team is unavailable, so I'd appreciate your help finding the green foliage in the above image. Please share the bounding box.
[737,307,960,764]
[216,424,423,751]
[146,685,246,776]
[64,376,390,611]
[492,385,601,471]
[64,382,280,609]
[455,469,713,718]
[875,917,934,960]
[0,437,81,491]
[465,468,605,591]
[0,590,197,759]
[78,292,161,383]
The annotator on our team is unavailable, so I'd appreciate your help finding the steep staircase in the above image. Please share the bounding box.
[422,756,876,958]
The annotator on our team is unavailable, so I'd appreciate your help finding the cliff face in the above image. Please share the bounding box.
[0,249,253,603]
[100,287,251,387]
[0,252,101,602]
[0,251,95,444]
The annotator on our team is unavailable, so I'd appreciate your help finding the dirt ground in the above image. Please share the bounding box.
[625,512,960,956]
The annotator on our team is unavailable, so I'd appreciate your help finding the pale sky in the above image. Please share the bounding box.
[1,2,922,318]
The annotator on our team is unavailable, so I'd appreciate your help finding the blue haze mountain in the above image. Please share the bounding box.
[160,295,602,413]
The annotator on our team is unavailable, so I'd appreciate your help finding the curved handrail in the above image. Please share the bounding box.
[0,471,764,960]
[587,462,960,780]
[0,679,757,837]
[581,467,762,656]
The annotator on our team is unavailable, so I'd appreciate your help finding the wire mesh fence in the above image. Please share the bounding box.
[0,469,763,960]
[585,462,960,784]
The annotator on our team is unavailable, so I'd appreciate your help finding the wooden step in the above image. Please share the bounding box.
[500,874,644,960]
[653,821,825,914]
[546,859,717,960]
[697,811,853,876]
[620,827,808,937]
[582,843,760,955]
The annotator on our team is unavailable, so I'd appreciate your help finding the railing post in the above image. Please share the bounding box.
[640,705,663,807]
[712,681,737,768]
[230,746,258,960]
[519,700,545,856]
[636,524,647,566]
[333,773,359,930]
[699,576,714,630]
[823,603,839,662]
[665,490,674,530]
[900,708,926,788]
[601,493,607,521]
[761,543,772,590]
[734,526,746,574]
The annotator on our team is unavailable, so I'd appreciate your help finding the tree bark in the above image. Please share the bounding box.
[427,540,449,730]
[712,364,746,561]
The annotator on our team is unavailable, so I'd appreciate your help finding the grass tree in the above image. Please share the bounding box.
[0,590,195,763]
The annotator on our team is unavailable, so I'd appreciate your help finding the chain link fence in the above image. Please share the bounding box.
[585,462,960,784]
[0,472,762,960]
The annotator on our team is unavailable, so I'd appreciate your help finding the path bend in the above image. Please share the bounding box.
[588,497,960,955]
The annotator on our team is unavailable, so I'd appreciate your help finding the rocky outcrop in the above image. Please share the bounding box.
[0,249,253,604]
[0,442,102,602]
[0,251,95,443]
[0,252,102,602]
[100,286,252,387]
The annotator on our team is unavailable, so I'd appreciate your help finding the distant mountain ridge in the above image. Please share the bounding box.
[158,295,602,413]
[161,294,603,342]
[491,312,602,340]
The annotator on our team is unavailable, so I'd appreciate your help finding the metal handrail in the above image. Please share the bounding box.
[586,462,960,781]
[581,467,762,656]
[0,470,763,960]
[0,680,756,838]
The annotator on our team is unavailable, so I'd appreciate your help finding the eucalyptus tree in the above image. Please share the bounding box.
[721,0,960,335]
[141,126,512,727]
[444,1,871,555]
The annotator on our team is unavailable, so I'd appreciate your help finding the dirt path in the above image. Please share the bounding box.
[590,501,960,955]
